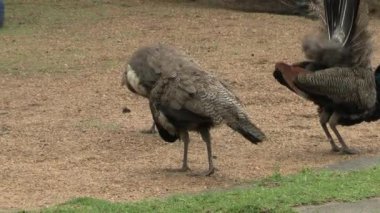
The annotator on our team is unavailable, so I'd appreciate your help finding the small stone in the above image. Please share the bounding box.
[122,107,131,113]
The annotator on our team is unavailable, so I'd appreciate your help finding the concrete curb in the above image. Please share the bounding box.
[296,198,380,213]
[325,156,380,172]
[295,155,380,213]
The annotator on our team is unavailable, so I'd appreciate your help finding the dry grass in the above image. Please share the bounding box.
[0,0,380,210]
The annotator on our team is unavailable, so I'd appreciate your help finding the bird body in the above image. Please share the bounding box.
[124,43,265,175]
[273,0,378,154]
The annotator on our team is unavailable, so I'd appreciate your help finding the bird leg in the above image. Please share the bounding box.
[166,130,191,172]
[328,113,359,154]
[190,129,215,176]
[180,131,191,171]
[140,121,157,134]
[319,109,340,152]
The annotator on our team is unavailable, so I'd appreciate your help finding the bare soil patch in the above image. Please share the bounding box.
[1,1,379,209]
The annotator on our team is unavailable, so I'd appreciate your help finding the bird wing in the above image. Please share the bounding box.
[149,60,266,143]
[151,67,218,119]
[149,64,242,127]
[295,67,361,104]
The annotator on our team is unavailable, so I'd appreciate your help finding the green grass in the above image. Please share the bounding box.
[41,167,380,213]
[2,0,114,31]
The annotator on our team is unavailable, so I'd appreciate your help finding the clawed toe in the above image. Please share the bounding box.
[188,167,215,177]
[165,166,191,173]
[329,146,359,155]
[330,146,341,152]
[340,147,359,155]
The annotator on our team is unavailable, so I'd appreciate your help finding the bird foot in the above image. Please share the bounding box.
[165,166,191,173]
[340,147,359,155]
[188,167,216,177]
[330,146,341,153]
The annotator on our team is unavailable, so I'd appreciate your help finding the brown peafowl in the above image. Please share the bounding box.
[273,0,379,154]
[123,43,265,176]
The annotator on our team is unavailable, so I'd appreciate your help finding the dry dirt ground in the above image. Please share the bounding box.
[0,0,380,210]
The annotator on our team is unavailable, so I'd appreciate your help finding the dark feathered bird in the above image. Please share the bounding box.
[123,43,266,176]
[273,0,378,154]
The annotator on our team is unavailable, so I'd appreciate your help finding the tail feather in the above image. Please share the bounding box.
[234,124,265,144]
[325,0,359,46]
[340,66,380,124]
[303,0,371,67]
[227,113,265,144]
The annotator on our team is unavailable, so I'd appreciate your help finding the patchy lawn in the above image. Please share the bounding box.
[0,0,380,210]
[43,167,380,213]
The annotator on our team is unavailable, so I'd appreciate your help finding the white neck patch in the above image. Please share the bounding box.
[127,64,148,97]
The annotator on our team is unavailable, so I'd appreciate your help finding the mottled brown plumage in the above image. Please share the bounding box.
[274,0,378,154]
[123,43,265,176]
